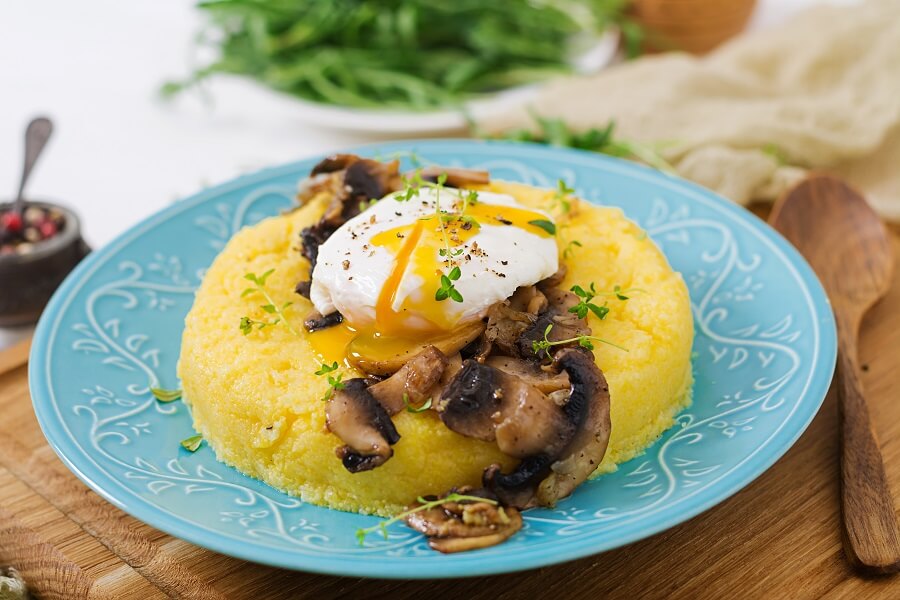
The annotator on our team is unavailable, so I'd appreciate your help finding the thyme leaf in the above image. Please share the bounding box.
[528,219,557,235]
[180,434,203,452]
[151,386,182,403]
[239,270,299,337]
[403,393,433,413]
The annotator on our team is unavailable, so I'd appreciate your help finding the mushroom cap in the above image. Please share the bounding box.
[325,378,400,473]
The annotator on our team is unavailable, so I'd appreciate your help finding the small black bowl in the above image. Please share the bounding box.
[0,200,90,327]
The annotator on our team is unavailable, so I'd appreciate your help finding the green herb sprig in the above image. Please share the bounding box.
[499,116,676,174]
[569,282,642,319]
[240,269,299,337]
[531,323,628,355]
[163,2,638,111]
[569,283,610,320]
[398,170,469,303]
[315,361,345,401]
[563,239,582,259]
[552,179,575,214]
[355,493,498,545]
[435,266,463,302]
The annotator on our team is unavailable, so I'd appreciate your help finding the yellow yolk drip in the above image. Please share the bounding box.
[308,198,553,368]
[370,202,553,333]
[374,220,425,334]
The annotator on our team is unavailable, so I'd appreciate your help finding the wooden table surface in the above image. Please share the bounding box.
[1,209,899,600]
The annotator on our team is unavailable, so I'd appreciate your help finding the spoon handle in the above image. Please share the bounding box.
[838,340,900,573]
[14,116,54,212]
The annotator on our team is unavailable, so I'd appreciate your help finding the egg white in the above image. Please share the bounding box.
[309,188,558,332]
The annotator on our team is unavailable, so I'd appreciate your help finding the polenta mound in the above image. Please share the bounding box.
[178,180,693,516]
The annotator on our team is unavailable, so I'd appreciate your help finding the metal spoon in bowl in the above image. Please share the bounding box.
[13,117,53,217]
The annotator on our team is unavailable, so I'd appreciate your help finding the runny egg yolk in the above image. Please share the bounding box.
[307,190,556,369]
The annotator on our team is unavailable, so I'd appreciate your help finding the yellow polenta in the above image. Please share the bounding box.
[178,181,694,516]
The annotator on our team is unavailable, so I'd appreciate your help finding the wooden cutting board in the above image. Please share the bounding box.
[2,209,900,600]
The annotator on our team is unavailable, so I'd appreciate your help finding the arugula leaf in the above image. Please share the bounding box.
[164,2,639,111]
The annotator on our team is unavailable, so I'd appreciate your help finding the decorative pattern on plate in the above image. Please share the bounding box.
[30,141,835,578]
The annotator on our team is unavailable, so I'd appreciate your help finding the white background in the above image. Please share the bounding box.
[0,0,847,348]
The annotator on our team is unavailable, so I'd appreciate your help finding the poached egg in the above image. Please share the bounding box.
[308,186,558,362]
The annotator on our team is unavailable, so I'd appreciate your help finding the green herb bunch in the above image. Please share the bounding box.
[164,0,634,110]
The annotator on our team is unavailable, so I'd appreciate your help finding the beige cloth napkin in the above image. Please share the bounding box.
[480,0,900,219]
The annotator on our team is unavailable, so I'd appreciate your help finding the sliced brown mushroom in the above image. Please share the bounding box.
[508,285,548,315]
[310,153,360,176]
[418,166,490,189]
[435,360,502,441]
[484,356,570,393]
[294,280,312,300]
[482,347,611,508]
[437,344,610,508]
[304,310,343,332]
[441,352,464,384]
[517,287,590,361]
[368,346,448,414]
[347,320,485,376]
[482,301,535,358]
[296,155,402,294]
[405,492,522,554]
[533,348,611,505]
[325,378,400,473]
[437,360,574,458]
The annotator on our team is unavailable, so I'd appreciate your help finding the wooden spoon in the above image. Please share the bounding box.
[770,174,899,573]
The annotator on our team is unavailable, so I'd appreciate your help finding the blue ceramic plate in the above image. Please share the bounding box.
[29,141,836,579]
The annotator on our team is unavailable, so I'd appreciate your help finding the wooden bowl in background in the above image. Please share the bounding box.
[631,0,757,54]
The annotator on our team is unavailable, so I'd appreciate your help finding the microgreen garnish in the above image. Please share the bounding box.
[239,269,299,337]
[463,189,479,210]
[531,324,628,356]
[150,386,182,403]
[528,219,557,236]
[553,179,574,214]
[358,198,378,212]
[435,266,463,302]
[563,239,582,259]
[397,170,425,202]
[569,283,610,320]
[355,493,498,545]
[430,173,466,303]
[396,169,477,303]
[316,362,345,401]
[375,150,422,168]
[323,373,345,401]
[239,316,275,335]
[180,434,203,452]
[403,393,433,413]
[569,282,643,319]
[498,116,676,174]
[315,361,339,376]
